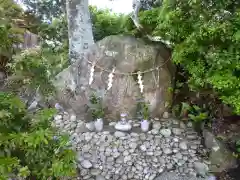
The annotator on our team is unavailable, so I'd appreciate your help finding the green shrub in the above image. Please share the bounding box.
[177,102,208,122]
[133,1,240,114]
[0,92,77,180]
[5,46,68,99]
[0,0,25,72]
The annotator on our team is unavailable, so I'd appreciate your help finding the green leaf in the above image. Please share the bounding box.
[236,140,240,146]
[237,147,240,153]
[18,166,30,178]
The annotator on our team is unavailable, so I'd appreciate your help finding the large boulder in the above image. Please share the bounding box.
[54,35,174,121]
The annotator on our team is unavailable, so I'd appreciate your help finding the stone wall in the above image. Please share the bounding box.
[54,35,175,121]
[53,113,210,180]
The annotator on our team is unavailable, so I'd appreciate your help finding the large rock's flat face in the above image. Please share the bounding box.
[55,35,174,121]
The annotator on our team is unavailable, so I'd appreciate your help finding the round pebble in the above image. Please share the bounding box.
[160,128,172,137]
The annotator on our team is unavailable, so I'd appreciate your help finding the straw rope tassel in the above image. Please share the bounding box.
[107,68,115,90]
[89,62,95,85]
[137,71,144,93]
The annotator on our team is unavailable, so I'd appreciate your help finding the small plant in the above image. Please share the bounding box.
[178,102,208,132]
[136,99,150,120]
[179,102,208,122]
[89,93,104,119]
[142,102,150,120]
[236,140,240,153]
[179,102,192,120]
[188,105,208,123]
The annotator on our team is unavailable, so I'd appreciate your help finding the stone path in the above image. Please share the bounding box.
[53,114,211,180]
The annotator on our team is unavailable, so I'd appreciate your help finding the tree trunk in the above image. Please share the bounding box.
[66,0,94,64]
[62,0,94,93]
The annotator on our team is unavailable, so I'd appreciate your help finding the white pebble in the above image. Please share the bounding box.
[70,114,76,122]
[81,160,92,169]
[179,141,188,150]
[114,131,126,138]
[140,145,147,151]
[54,114,62,121]
[160,129,172,137]
[86,122,95,131]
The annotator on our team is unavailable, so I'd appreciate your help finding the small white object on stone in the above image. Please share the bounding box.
[54,114,62,121]
[54,103,64,111]
[162,111,169,119]
[141,120,150,132]
[86,122,95,131]
[115,122,132,131]
[81,160,92,169]
[94,118,104,132]
[70,114,76,122]
[160,129,172,137]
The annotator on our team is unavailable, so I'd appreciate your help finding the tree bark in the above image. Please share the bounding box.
[66,0,94,64]
[64,0,94,93]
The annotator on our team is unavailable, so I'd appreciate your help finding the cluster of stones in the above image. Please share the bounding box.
[53,114,209,180]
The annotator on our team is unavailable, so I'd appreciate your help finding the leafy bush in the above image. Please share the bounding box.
[177,102,208,122]
[0,92,77,180]
[5,46,68,98]
[38,16,68,49]
[23,0,66,20]
[35,6,129,45]
[134,1,240,114]
[175,102,208,132]
[90,6,128,41]
[0,0,25,71]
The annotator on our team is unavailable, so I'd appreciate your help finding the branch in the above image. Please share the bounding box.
[131,0,172,48]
